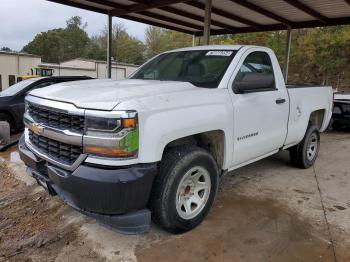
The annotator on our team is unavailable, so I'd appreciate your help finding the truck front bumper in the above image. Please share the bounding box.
[18,135,157,234]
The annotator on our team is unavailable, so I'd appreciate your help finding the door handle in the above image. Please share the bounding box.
[276,98,286,104]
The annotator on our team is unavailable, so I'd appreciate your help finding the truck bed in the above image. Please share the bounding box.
[284,85,333,147]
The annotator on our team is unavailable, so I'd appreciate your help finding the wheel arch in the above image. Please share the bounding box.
[309,109,326,130]
[0,110,15,125]
[161,130,226,170]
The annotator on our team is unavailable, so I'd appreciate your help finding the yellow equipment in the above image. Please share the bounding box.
[17,68,54,82]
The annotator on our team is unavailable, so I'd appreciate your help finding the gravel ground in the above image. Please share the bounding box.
[0,131,349,262]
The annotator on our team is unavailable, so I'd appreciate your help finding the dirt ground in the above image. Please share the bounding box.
[0,131,350,262]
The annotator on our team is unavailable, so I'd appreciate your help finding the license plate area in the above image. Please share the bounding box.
[36,176,48,190]
[28,167,57,196]
[31,170,49,189]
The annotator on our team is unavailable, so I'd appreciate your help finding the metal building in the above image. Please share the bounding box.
[0,51,138,90]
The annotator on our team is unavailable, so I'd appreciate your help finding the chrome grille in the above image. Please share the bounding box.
[29,130,83,165]
[28,103,84,133]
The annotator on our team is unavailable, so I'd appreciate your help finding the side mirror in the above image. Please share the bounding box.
[234,72,275,93]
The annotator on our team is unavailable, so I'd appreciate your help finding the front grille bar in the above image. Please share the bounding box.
[25,96,86,171]
[24,129,87,171]
[29,130,82,166]
[28,103,85,134]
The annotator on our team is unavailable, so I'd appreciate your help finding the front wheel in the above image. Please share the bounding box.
[289,125,320,169]
[150,146,219,233]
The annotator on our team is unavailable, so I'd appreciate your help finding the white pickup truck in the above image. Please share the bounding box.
[19,45,333,234]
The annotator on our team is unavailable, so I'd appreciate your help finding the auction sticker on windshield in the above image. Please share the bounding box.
[206,51,233,56]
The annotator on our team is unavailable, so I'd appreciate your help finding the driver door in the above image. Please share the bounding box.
[231,50,289,166]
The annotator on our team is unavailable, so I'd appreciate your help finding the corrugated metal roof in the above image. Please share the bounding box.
[304,0,350,18]
[213,0,279,25]
[129,13,198,32]
[147,8,223,30]
[249,0,314,22]
[73,0,114,10]
[172,3,249,28]
[47,0,350,35]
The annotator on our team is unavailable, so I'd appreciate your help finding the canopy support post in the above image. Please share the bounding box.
[203,0,212,45]
[283,28,292,83]
[192,34,196,46]
[107,11,112,79]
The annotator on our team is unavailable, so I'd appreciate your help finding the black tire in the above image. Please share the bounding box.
[150,146,219,234]
[289,125,320,169]
[0,113,14,131]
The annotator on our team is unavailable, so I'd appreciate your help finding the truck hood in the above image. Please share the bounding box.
[29,79,199,111]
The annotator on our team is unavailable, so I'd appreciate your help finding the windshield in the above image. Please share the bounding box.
[131,50,237,88]
[0,79,36,96]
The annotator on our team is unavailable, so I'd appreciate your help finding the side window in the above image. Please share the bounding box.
[8,75,16,86]
[233,51,275,93]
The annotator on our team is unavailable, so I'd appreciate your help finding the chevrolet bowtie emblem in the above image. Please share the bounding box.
[31,123,44,135]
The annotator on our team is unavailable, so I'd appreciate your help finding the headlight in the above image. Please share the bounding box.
[85,115,122,133]
[84,110,139,158]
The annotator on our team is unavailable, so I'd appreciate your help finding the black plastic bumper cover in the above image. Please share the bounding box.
[18,135,157,234]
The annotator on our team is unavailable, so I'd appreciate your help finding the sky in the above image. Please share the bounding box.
[0,0,148,51]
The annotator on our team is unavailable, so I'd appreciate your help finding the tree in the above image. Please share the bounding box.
[210,27,350,88]
[22,28,65,63]
[85,23,146,65]
[84,35,107,61]
[144,26,192,59]
[112,23,145,65]
[145,26,168,58]
[1,47,12,52]
[164,30,192,51]
[22,16,89,63]
[302,27,349,85]
[63,16,89,60]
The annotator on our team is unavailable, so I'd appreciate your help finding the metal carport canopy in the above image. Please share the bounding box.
[46,0,350,80]
[47,0,350,35]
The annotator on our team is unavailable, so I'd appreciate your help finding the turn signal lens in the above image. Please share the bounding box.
[123,118,137,128]
[84,146,137,158]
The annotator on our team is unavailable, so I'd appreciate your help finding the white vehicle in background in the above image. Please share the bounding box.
[19,45,333,234]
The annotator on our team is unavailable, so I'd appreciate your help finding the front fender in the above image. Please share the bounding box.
[137,103,233,169]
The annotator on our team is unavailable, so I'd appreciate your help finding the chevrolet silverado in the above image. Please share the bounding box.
[19,45,333,234]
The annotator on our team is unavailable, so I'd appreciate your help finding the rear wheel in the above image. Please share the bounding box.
[289,125,320,169]
[150,146,219,233]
